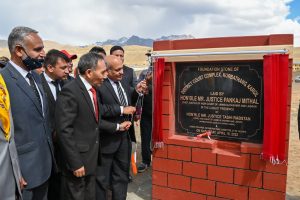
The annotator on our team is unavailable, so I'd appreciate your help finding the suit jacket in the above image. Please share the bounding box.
[40,73,56,134]
[121,65,138,94]
[1,62,54,189]
[55,77,116,176]
[0,112,22,200]
[98,79,138,154]
[138,68,152,118]
[121,65,138,142]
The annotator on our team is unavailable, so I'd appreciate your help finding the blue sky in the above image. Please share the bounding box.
[0,0,300,46]
[288,0,300,20]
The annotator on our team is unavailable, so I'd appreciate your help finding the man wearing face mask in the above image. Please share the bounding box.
[0,26,55,200]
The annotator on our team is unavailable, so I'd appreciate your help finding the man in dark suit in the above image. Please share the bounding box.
[1,26,55,200]
[110,45,138,144]
[96,55,147,200]
[55,53,132,200]
[137,66,153,173]
[40,49,70,200]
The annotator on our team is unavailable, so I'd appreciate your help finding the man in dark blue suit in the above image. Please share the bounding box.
[1,26,55,200]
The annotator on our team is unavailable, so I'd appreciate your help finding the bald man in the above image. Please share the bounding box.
[96,55,146,200]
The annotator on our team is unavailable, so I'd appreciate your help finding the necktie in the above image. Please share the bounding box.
[51,80,60,99]
[115,81,127,106]
[27,73,42,109]
[90,87,99,122]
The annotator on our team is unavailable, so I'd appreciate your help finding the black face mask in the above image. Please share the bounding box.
[21,48,44,71]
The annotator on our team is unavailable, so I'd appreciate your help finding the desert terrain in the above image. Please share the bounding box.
[0,40,152,69]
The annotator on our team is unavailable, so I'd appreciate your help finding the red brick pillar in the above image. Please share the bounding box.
[152,35,293,200]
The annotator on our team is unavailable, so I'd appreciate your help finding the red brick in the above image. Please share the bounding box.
[234,169,262,187]
[249,187,285,200]
[216,182,248,200]
[162,100,172,115]
[163,70,172,85]
[153,145,168,158]
[162,115,170,130]
[168,174,191,191]
[217,153,250,169]
[207,196,231,200]
[152,185,206,200]
[250,155,287,174]
[240,142,262,154]
[161,100,169,115]
[152,171,167,186]
[166,135,216,149]
[183,162,206,179]
[168,145,191,161]
[208,165,233,183]
[191,178,215,195]
[162,85,172,100]
[163,130,172,141]
[192,148,216,164]
[152,157,182,174]
[263,172,286,192]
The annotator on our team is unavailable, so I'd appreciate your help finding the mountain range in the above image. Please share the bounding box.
[95,34,195,47]
[0,35,194,49]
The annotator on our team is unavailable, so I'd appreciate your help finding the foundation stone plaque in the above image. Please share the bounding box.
[175,61,263,143]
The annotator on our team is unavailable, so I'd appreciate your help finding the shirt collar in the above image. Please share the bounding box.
[43,72,54,84]
[79,75,92,91]
[108,78,118,85]
[9,60,29,79]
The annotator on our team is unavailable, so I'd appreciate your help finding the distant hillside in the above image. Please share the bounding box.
[0,40,7,48]
[95,34,195,47]
[0,40,152,68]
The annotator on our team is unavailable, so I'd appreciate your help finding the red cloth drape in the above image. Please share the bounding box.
[262,54,289,164]
[152,58,165,148]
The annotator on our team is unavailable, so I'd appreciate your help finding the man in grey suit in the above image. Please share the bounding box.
[0,78,22,199]
[1,26,55,200]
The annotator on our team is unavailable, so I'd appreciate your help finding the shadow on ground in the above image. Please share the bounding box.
[127,168,152,200]
[286,194,300,200]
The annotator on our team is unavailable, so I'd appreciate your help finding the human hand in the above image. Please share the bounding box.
[20,177,27,190]
[119,121,132,131]
[73,166,85,177]
[123,106,136,115]
[136,80,148,94]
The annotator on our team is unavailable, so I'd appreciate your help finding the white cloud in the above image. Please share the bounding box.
[0,0,299,46]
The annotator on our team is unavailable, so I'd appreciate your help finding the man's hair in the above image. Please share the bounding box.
[89,46,106,55]
[110,45,124,55]
[0,56,9,68]
[44,49,70,70]
[8,26,38,53]
[78,52,104,75]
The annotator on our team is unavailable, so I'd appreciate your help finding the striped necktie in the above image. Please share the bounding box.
[115,81,127,106]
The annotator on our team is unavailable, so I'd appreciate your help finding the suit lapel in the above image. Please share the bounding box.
[75,77,98,122]
[40,73,55,105]
[7,64,43,116]
[103,79,121,105]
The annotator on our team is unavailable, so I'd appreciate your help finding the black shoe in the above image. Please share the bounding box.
[137,163,149,173]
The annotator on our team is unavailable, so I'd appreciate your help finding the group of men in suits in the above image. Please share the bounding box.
[0,26,148,200]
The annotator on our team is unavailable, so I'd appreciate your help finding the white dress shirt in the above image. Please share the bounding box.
[43,72,61,100]
[79,75,96,112]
